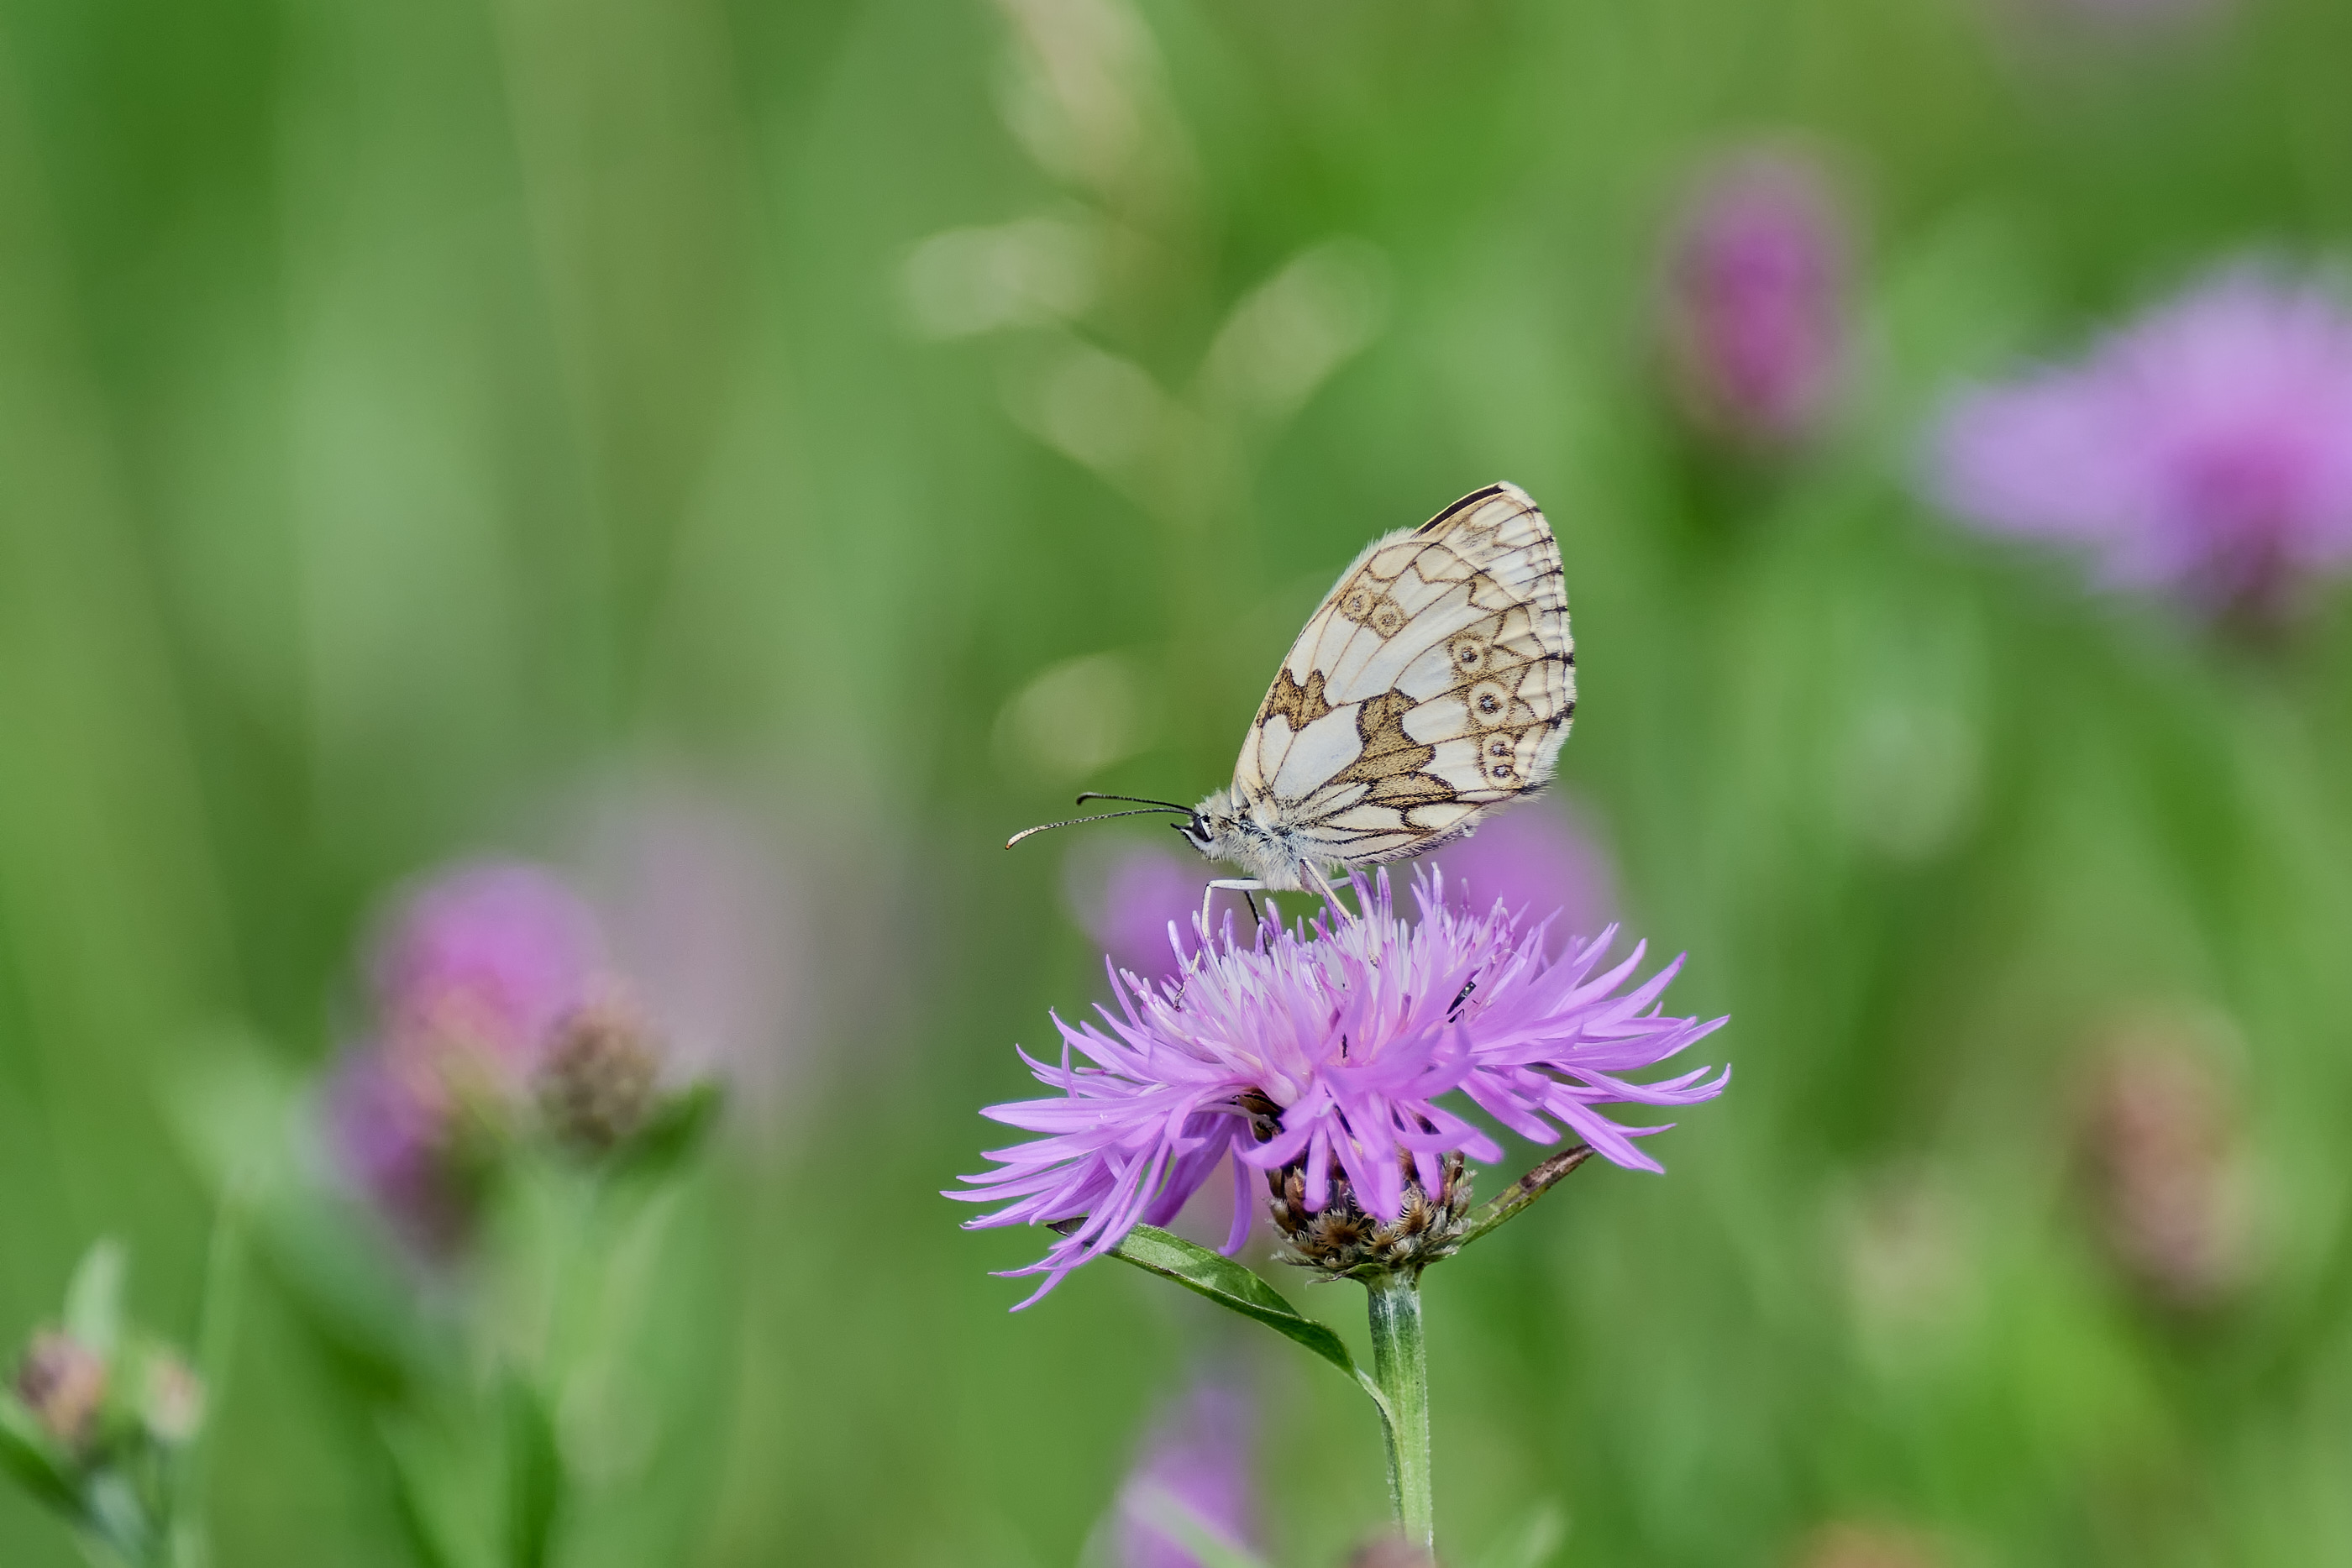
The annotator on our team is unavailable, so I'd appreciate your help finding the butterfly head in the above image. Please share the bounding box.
[1176,789,1305,890]
[1173,789,1238,858]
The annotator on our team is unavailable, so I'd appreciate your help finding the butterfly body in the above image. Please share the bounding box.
[1177,481,1575,895]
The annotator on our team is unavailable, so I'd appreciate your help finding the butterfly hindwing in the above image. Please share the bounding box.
[1236,483,1574,868]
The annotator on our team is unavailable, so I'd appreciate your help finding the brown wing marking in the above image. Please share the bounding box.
[1333,690,1457,807]
[1259,667,1335,731]
[1334,574,1408,637]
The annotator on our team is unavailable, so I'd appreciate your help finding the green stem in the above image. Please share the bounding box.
[160,1177,250,1568]
[1362,1270,1433,1554]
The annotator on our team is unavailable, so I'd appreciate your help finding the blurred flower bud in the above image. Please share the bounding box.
[0,1248,203,1555]
[1346,1537,1441,1568]
[138,1353,204,1446]
[1663,149,1851,451]
[330,860,609,1249]
[13,1332,108,1453]
[537,998,664,1153]
[2077,1025,2250,1311]
[1796,1523,1940,1568]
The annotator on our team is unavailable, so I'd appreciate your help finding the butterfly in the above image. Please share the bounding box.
[1011,482,1575,916]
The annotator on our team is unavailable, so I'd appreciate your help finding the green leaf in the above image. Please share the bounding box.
[381,1408,501,1568]
[502,1376,562,1568]
[1078,1224,1380,1408]
[0,1393,80,1513]
[384,1441,466,1568]
[1455,1147,1593,1251]
[64,1240,129,1359]
[607,1083,723,1186]
[81,1472,157,1565]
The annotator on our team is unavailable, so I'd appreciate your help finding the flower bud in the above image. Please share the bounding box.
[1266,1148,1473,1280]
[139,1352,205,1446]
[14,1332,108,1453]
[1662,149,1851,451]
[537,998,663,1152]
[2078,1030,2249,1311]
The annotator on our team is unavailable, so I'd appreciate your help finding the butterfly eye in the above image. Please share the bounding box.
[1452,637,1486,669]
[1489,763,1515,781]
[1341,588,1373,619]
[1467,679,1509,719]
[1371,603,1405,637]
[1486,737,1512,758]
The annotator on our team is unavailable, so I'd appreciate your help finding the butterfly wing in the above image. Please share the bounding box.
[1233,482,1574,868]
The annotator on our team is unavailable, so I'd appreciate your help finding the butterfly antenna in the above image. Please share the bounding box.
[1074,792,1195,813]
[1005,806,1192,850]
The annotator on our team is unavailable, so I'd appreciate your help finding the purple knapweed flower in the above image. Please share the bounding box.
[332,861,606,1246]
[1663,149,1851,449]
[1426,803,1614,955]
[1116,1379,1257,1568]
[951,867,1727,1306]
[1929,266,2352,618]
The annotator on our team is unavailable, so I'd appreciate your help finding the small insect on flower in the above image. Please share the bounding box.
[1009,484,1574,919]
[949,868,1726,1307]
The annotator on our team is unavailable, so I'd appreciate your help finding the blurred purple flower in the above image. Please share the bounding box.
[333,860,606,1246]
[1929,266,2352,618]
[1664,150,1851,449]
[371,861,604,1083]
[328,1049,470,1251]
[1066,842,1208,984]
[951,867,1727,1306]
[1424,803,1614,953]
[1116,1380,1257,1568]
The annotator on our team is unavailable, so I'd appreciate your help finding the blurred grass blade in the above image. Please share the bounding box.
[1126,1482,1270,1568]
[64,1239,128,1358]
[1474,1499,1568,1568]
[381,1419,472,1568]
[503,1377,562,1568]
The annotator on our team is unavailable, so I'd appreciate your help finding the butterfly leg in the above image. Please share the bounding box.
[1300,860,1357,921]
[1203,878,1265,939]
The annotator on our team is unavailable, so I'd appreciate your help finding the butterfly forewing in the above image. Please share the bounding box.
[1236,483,1574,868]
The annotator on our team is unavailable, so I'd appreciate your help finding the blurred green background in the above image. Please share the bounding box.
[4,0,2352,1561]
